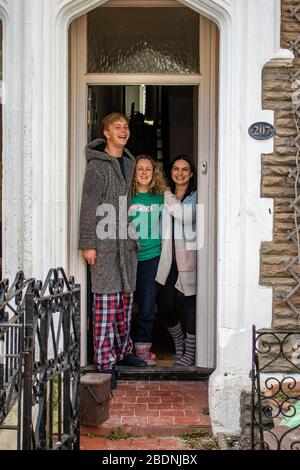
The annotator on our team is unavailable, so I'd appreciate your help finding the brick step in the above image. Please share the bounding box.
[80,380,210,446]
[80,436,191,450]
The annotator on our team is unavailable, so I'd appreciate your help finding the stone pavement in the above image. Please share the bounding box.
[80,380,210,451]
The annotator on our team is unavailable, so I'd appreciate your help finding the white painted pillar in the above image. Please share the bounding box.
[2,0,66,282]
[30,0,59,280]
[2,0,26,281]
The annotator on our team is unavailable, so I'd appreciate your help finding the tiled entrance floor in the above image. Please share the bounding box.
[80,380,210,450]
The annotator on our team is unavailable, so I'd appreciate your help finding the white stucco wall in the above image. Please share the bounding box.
[0,0,293,435]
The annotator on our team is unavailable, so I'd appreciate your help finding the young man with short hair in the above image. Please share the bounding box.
[79,112,146,389]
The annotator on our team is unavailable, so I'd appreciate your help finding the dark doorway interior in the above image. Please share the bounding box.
[86,85,198,366]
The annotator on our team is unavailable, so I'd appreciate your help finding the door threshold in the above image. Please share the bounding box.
[82,364,213,381]
[116,365,212,381]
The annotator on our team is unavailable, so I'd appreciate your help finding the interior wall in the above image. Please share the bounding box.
[93,86,125,140]
[163,86,194,165]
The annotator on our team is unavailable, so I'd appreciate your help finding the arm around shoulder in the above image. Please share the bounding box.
[164,190,197,224]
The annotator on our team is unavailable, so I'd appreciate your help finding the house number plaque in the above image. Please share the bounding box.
[248,122,275,140]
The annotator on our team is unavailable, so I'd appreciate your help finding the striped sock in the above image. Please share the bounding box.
[174,333,196,366]
[167,323,185,359]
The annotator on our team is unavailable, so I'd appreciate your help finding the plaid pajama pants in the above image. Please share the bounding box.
[93,292,134,370]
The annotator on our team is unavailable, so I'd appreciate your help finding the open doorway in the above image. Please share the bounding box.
[86,84,198,366]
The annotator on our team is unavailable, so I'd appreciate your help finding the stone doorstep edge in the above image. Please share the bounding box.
[216,433,230,451]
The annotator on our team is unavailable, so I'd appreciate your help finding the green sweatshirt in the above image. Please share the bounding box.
[129,192,164,261]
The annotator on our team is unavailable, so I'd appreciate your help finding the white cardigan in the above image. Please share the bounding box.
[156,190,197,296]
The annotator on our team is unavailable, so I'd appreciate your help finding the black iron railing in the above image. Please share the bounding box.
[251,325,300,450]
[0,268,80,450]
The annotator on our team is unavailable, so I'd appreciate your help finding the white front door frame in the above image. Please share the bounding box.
[56,0,229,371]
[68,4,218,368]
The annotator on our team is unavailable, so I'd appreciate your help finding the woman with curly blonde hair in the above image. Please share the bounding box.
[132,155,167,196]
[129,155,167,365]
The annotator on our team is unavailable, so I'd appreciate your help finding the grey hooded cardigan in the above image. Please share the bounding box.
[79,138,138,294]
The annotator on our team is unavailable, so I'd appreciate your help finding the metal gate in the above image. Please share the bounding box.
[251,325,300,450]
[0,268,80,450]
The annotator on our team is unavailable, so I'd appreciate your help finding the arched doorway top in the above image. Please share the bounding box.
[55,0,232,30]
[176,0,231,28]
